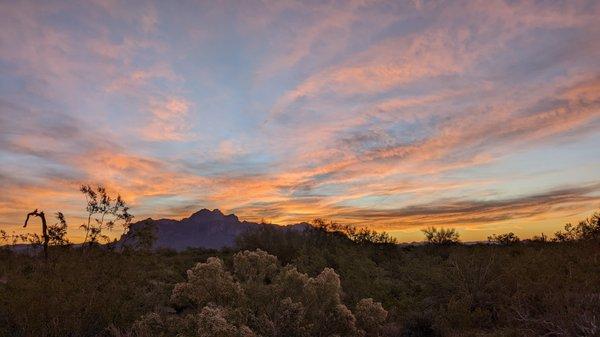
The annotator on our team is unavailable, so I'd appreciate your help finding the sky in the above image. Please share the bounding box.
[0,0,599,243]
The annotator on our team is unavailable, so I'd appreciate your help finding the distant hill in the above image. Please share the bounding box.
[123,208,307,251]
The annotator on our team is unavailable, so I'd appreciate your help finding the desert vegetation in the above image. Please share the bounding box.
[0,188,599,336]
[120,249,388,337]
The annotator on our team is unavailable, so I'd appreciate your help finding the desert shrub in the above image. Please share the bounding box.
[4,210,600,337]
[528,233,549,243]
[355,298,388,336]
[22,212,71,248]
[129,249,388,337]
[47,212,70,246]
[487,232,520,245]
[233,249,278,283]
[421,227,460,245]
[312,219,397,246]
[0,230,7,247]
[511,291,600,336]
[196,305,256,337]
[0,250,178,337]
[441,250,501,330]
[171,256,243,310]
[554,211,600,242]
[236,222,398,308]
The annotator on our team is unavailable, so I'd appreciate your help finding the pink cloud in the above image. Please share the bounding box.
[139,97,194,141]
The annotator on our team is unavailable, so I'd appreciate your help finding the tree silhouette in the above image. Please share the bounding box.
[48,212,70,246]
[487,232,520,245]
[421,226,460,245]
[553,210,600,242]
[23,209,49,260]
[79,184,133,246]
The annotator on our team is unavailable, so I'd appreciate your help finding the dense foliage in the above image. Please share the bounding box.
[121,249,388,337]
[1,210,599,337]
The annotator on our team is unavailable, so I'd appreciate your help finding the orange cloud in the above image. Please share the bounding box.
[1,0,598,244]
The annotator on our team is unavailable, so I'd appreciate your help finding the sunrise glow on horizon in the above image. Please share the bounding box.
[1,0,599,242]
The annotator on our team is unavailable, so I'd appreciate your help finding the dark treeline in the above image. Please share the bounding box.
[0,186,599,337]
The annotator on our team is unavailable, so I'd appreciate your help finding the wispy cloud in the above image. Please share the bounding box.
[331,183,600,228]
[140,97,194,141]
[0,0,598,241]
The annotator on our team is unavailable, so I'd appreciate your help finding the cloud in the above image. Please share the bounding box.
[331,183,600,228]
[0,0,599,242]
[228,183,600,230]
[262,75,600,194]
[140,97,194,141]
[106,63,180,93]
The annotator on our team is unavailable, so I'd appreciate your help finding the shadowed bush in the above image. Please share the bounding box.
[2,210,600,337]
[119,249,388,337]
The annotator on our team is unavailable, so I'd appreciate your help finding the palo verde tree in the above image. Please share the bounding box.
[421,226,461,245]
[311,218,398,245]
[80,184,133,246]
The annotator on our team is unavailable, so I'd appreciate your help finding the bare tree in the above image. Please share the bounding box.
[23,209,49,260]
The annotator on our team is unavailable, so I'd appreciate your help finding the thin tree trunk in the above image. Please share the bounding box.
[24,210,49,260]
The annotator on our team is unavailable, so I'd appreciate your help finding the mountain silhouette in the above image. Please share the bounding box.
[124,208,307,250]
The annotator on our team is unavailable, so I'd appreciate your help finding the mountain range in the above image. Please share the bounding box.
[124,208,307,251]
